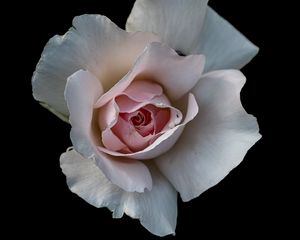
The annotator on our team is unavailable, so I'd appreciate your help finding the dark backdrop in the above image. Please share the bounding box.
[9,0,284,238]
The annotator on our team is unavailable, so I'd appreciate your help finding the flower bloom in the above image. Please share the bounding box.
[32,0,261,236]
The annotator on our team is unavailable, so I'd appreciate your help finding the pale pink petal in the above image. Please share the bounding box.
[115,94,171,113]
[97,100,119,131]
[163,107,182,131]
[99,94,198,160]
[97,152,152,192]
[156,109,171,133]
[65,69,152,192]
[155,70,261,201]
[123,80,163,102]
[65,70,103,129]
[32,14,160,119]
[102,128,128,152]
[136,121,155,137]
[121,110,155,137]
[144,104,183,132]
[115,95,141,113]
[95,42,205,108]
[144,106,170,133]
[112,115,154,152]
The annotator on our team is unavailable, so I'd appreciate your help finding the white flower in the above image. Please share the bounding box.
[32,0,261,236]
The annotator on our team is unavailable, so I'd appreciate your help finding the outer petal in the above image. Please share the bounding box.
[95,42,205,107]
[65,69,152,192]
[60,149,122,209]
[155,70,261,201]
[113,162,178,237]
[126,0,208,54]
[32,14,159,119]
[60,150,177,237]
[194,7,259,72]
[126,2,258,71]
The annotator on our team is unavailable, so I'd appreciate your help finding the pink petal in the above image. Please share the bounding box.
[115,94,171,113]
[154,108,171,133]
[101,128,128,152]
[136,121,155,137]
[98,94,198,160]
[123,80,163,102]
[112,115,154,152]
[121,110,154,137]
[65,69,152,192]
[94,42,205,108]
[97,100,119,130]
[115,95,142,113]
[144,105,171,133]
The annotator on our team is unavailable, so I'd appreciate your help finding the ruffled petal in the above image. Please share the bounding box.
[123,80,163,102]
[155,70,261,201]
[126,1,258,72]
[98,100,119,130]
[101,128,128,152]
[112,115,154,152]
[60,149,123,209]
[95,42,205,107]
[194,7,259,71]
[60,150,177,237]
[32,14,159,119]
[113,163,177,236]
[115,94,170,113]
[126,0,208,54]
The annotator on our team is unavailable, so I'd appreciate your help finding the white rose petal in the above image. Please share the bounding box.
[126,0,208,55]
[155,70,261,201]
[60,149,177,236]
[32,14,159,120]
[194,7,259,72]
[126,1,258,72]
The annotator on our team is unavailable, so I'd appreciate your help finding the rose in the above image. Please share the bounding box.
[32,0,261,236]
[64,41,204,194]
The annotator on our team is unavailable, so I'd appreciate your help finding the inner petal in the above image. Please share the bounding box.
[112,115,154,152]
[123,80,163,102]
[143,105,171,134]
[121,108,154,137]
[131,112,144,126]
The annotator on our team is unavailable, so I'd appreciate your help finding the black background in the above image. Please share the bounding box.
[7,0,287,238]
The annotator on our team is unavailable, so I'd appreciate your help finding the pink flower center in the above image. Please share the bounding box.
[129,108,151,126]
[97,80,183,154]
[120,108,155,137]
